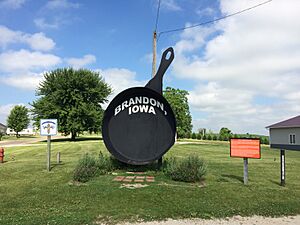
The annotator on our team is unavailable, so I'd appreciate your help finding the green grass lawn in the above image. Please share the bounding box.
[0,139,299,225]
[1,135,40,141]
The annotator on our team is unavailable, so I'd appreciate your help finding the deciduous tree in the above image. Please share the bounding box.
[7,105,30,138]
[31,68,112,140]
[219,127,232,137]
[164,87,192,138]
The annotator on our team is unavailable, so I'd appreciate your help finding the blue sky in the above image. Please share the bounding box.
[0,0,299,135]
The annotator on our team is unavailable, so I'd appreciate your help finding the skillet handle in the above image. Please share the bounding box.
[145,47,174,95]
[156,47,174,79]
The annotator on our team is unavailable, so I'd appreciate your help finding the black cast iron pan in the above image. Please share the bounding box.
[102,47,176,165]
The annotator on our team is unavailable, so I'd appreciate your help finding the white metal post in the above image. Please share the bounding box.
[47,135,51,171]
[280,149,285,186]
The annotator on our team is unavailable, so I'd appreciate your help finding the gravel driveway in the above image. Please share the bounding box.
[120,215,300,225]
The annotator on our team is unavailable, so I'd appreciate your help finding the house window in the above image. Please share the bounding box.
[289,134,296,144]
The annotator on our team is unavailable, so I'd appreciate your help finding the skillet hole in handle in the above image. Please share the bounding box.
[162,47,174,63]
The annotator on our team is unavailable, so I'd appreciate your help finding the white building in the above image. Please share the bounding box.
[6,127,37,136]
[266,115,300,151]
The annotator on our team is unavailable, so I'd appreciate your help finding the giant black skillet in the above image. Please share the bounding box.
[102,47,176,165]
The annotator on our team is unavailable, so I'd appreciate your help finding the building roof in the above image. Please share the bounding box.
[0,122,7,128]
[266,115,300,129]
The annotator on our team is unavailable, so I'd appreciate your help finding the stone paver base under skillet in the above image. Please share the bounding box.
[113,176,155,183]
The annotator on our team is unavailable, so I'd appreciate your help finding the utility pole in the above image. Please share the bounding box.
[152,31,157,77]
[152,30,162,169]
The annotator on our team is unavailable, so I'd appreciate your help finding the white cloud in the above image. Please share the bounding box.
[189,82,254,115]
[0,25,55,51]
[161,0,181,11]
[34,18,60,29]
[174,24,214,54]
[196,7,215,16]
[0,27,59,91]
[34,1,80,30]
[24,33,55,51]
[0,49,61,72]
[0,25,21,48]
[0,72,44,90]
[97,68,146,106]
[188,82,277,134]
[0,0,26,9]
[45,0,80,10]
[99,68,146,95]
[66,54,96,69]
[172,0,300,134]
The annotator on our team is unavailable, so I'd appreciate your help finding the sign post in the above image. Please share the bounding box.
[243,157,248,185]
[40,119,58,171]
[230,138,261,185]
[280,149,285,186]
[47,135,51,171]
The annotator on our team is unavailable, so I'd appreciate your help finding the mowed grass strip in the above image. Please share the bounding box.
[0,139,299,225]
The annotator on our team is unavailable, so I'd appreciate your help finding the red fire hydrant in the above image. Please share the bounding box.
[0,147,4,163]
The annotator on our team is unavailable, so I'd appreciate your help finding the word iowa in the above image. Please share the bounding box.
[114,96,166,116]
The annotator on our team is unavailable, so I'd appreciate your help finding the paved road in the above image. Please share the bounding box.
[0,135,68,147]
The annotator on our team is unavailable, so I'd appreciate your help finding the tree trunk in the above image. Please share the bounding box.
[71,131,76,141]
[16,131,19,138]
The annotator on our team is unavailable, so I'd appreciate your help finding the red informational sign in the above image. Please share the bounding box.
[230,138,261,159]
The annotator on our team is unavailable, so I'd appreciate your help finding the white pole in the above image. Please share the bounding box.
[57,152,60,164]
[47,135,51,171]
[280,149,285,186]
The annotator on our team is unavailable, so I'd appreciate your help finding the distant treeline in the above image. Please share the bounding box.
[182,132,270,145]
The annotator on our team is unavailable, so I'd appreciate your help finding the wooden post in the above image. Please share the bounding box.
[57,152,60,164]
[280,149,285,186]
[152,31,157,77]
[243,158,248,185]
[47,135,51,171]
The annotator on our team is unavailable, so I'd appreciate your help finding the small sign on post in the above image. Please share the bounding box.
[230,138,261,185]
[40,119,58,171]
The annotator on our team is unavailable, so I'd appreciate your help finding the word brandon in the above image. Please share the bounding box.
[114,96,167,116]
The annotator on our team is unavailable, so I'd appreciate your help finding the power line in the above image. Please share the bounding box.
[155,0,161,31]
[158,0,272,37]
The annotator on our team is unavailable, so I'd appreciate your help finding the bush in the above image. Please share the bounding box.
[73,153,99,182]
[207,134,212,140]
[196,133,202,140]
[265,137,269,145]
[73,152,117,182]
[0,132,4,141]
[260,137,269,145]
[73,151,161,183]
[191,132,197,139]
[98,152,114,174]
[212,134,217,141]
[222,135,229,141]
[164,155,207,182]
